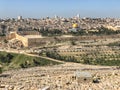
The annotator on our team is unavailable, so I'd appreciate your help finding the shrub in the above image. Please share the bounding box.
[0,67,2,74]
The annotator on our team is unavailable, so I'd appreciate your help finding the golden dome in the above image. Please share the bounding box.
[72,23,78,28]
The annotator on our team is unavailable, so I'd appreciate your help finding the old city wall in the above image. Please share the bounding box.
[58,34,120,41]
[28,38,54,47]
[8,32,16,39]
[8,33,120,47]
[15,34,28,47]
[27,34,120,47]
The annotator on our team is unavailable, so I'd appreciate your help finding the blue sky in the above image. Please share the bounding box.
[0,0,120,18]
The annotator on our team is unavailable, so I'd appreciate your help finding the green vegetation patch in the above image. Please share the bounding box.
[82,57,120,66]
[107,41,120,46]
[45,51,120,66]
[0,51,61,71]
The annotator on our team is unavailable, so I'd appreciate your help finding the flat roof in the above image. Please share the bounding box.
[23,35,74,39]
[75,71,92,78]
[61,35,74,37]
[23,35,44,39]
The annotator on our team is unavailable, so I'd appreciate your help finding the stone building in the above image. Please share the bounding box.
[75,71,92,83]
[9,32,51,47]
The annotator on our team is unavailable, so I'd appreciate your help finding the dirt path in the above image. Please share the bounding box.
[0,49,65,63]
[26,53,65,63]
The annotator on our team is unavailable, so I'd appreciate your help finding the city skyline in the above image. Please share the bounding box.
[0,0,120,18]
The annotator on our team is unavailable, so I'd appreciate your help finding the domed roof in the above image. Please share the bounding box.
[72,23,78,28]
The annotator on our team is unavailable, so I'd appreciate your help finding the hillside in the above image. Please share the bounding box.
[0,62,119,90]
[0,51,61,71]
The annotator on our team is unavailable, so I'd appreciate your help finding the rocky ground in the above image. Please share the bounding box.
[0,63,120,90]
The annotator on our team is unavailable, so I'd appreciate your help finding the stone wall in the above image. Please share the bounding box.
[8,32,120,47]
[28,38,46,47]
[18,30,40,35]
[9,32,28,47]
[15,33,28,47]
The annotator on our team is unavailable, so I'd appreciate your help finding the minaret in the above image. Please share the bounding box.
[17,16,22,20]
[54,15,58,19]
[76,14,80,18]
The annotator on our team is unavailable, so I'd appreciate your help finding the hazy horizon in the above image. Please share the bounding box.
[1,0,120,19]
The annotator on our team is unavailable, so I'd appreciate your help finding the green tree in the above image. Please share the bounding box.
[6,53,13,63]
[83,58,91,64]
[1,25,6,35]
[33,59,40,66]
[0,67,2,74]
[71,41,76,45]
[4,39,8,43]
